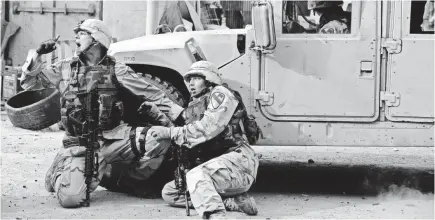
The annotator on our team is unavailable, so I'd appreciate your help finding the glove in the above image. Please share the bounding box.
[138,101,160,116]
[148,126,171,140]
[138,101,174,127]
[36,35,60,55]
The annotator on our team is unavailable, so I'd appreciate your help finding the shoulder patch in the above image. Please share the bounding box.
[211,91,226,109]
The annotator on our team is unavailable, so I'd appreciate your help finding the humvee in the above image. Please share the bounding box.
[109,0,434,147]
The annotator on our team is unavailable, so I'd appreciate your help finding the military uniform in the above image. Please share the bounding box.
[307,0,351,34]
[155,61,260,218]
[318,19,350,34]
[20,19,183,208]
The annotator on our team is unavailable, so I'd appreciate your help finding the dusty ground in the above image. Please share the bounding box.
[1,114,434,219]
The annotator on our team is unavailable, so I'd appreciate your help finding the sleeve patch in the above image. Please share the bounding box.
[211,91,226,109]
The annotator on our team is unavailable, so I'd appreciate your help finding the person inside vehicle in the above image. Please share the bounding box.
[283,1,351,34]
[308,0,351,34]
[421,0,434,32]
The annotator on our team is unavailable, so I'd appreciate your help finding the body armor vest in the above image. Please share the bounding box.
[182,88,245,162]
[60,57,123,136]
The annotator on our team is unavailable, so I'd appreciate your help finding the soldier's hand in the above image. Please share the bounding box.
[36,35,60,55]
[138,101,160,116]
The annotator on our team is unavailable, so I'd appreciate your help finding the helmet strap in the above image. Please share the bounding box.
[191,87,210,99]
[79,40,98,55]
[78,40,108,66]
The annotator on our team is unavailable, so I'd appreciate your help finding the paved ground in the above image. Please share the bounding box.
[1,114,434,219]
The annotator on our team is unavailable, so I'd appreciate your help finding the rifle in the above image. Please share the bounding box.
[77,90,100,207]
[173,142,192,216]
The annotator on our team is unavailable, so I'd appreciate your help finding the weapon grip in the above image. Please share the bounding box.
[173,142,191,216]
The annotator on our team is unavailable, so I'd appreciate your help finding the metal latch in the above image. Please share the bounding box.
[255,91,274,106]
[380,91,401,107]
[13,2,96,16]
[381,38,402,54]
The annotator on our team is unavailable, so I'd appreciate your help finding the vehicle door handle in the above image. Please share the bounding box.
[360,61,373,77]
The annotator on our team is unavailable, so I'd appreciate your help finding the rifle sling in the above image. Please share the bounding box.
[130,126,150,159]
[130,127,141,159]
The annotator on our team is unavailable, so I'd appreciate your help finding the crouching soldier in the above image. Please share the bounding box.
[149,61,261,219]
[19,19,183,208]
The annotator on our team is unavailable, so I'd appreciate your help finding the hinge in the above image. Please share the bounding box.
[381,38,402,54]
[255,91,274,106]
[380,91,401,107]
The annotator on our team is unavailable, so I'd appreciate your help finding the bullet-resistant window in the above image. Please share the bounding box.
[282,1,352,34]
[410,0,434,34]
[200,1,252,30]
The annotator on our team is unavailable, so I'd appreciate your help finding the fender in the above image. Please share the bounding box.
[108,30,246,78]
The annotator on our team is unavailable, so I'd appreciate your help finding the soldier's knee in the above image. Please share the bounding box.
[57,192,84,208]
[161,182,177,206]
[56,184,86,208]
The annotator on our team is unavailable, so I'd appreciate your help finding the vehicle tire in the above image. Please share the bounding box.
[140,73,187,107]
[99,73,186,192]
[59,73,186,131]
[5,88,61,130]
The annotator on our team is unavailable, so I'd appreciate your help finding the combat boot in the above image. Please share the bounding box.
[45,153,68,192]
[205,210,227,219]
[223,192,258,216]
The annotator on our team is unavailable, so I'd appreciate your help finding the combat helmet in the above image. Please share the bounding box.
[74,19,112,49]
[184,61,223,85]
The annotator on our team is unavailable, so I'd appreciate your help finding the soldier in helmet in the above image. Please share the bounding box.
[148,61,260,219]
[307,0,351,34]
[19,19,184,208]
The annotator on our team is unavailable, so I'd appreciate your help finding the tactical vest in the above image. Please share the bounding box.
[182,87,245,162]
[60,57,123,136]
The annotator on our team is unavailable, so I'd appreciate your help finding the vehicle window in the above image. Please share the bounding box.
[410,0,434,34]
[282,0,352,34]
[200,1,252,30]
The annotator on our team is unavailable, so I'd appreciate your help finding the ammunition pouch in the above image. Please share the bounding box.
[222,83,263,145]
[69,108,85,135]
[61,99,76,136]
[62,135,98,150]
[243,114,263,145]
[63,136,80,148]
[98,94,124,131]
[60,105,85,137]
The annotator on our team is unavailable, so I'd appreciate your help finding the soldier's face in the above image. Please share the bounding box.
[75,30,94,52]
[187,75,207,97]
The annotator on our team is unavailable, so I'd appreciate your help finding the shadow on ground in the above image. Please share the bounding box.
[251,160,434,195]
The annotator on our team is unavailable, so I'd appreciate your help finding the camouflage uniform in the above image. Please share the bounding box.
[20,19,183,208]
[155,61,260,218]
[318,19,350,34]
